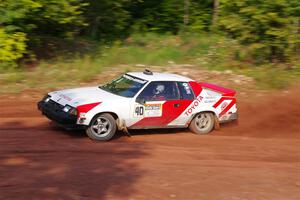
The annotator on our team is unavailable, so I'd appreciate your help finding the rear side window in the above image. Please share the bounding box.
[177,82,195,100]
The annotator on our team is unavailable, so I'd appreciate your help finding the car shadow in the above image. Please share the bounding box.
[128,128,189,136]
[47,122,190,140]
[0,120,150,200]
[49,122,239,140]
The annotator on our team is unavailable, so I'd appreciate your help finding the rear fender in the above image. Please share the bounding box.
[189,81,237,122]
[186,107,218,123]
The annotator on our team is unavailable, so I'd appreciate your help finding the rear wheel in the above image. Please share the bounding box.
[189,112,215,135]
[86,113,117,141]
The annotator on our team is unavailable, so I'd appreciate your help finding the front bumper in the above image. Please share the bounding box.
[38,100,82,129]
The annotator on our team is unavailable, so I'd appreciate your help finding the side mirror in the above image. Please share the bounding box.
[136,97,146,105]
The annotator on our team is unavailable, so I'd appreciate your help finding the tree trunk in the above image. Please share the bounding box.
[184,0,189,26]
[212,0,219,27]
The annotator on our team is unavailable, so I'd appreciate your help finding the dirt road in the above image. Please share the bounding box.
[0,88,299,200]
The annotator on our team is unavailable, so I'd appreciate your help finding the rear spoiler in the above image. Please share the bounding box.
[200,82,236,96]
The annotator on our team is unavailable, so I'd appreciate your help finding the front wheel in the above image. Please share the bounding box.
[189,112,215,135]
[86,113,117,141]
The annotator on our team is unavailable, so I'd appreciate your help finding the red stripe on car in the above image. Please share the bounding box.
[219,99,236,117]
[189,81,202,96]
[77,102,101,116]
[213,97,234,108]
[213,97,236,117]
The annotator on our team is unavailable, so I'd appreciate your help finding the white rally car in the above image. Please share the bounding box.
[38,70,237,141]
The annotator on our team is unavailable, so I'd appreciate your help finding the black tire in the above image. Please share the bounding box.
[86,113,117,141]
[189,112,215,135]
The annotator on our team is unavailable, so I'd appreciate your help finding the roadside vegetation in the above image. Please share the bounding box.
[1,33,299,93]
[0,0,299,93]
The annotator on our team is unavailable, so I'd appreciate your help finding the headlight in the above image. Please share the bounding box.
[43,95,51,103]
[63,105,72,112]
[62,105,77,115]
[69,108,77,116]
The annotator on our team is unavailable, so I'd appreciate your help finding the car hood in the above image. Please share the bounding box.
[48,86,124,107]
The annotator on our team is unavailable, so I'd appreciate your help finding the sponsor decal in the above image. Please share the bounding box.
[58,93,72,101]
[221,102,228,110]
[204,100,215,103]
[203,95,217,103]
[184,96,203,116]
[145,103,162,117]
[123,74,147,84]
[182,83,192,94]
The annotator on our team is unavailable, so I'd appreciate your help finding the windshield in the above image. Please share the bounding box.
[100,74,147,97]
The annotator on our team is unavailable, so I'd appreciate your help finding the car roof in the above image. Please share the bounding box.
[127,72,194,82]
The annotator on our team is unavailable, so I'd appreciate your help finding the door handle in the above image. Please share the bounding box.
[174,103,180,107]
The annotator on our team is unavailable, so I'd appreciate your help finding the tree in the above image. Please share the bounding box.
[0,0,86,63]
[184,0,190,26]
[218,0,300,62]
[82,0,131,41]
[212,0,219,27]
[129,0,213,33]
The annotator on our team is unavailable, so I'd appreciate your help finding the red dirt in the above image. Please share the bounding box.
[0,87,300,200]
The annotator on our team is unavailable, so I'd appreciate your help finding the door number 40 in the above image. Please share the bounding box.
[135,106,144,116]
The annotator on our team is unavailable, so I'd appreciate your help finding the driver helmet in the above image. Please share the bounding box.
[154,84,165,95]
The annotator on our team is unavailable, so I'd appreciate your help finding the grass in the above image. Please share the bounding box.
[0,56,105,93]
[1,33,299,94]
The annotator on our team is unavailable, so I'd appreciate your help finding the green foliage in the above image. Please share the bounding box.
[2,33,299,94]
[218,0,300,62]
[0,28,27,63]
[130,0,213,33]
[0,0,86,32]
[0,0,87,66]
[83,0,131,40]
[130,0,184,33]
[0,0,299,67]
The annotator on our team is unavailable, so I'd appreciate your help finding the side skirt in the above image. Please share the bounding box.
[128,125,188,130]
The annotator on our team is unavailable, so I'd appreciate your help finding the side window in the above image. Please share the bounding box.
[136,81,180,102]
[177,82,195,100]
